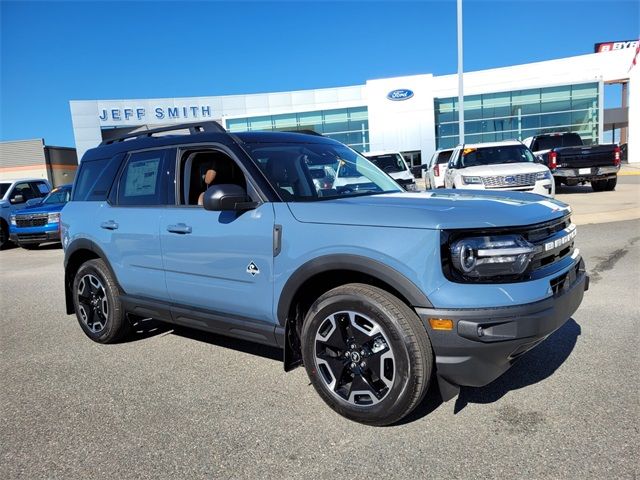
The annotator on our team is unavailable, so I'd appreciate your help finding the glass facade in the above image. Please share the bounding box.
[225,106,369,152]
[434,83,600,149]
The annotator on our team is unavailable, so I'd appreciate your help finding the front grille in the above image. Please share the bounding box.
[522,215,575,272]
[482,173,537,188]
[16,214,48,228]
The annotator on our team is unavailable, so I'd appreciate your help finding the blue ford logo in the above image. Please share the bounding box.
[387,89,414,101]
[504,176,516,184]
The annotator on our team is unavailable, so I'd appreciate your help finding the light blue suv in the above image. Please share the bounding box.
[62,122,588,425]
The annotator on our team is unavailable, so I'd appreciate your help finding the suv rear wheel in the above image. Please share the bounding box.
[301,283,432,426]
[72,259,130,343]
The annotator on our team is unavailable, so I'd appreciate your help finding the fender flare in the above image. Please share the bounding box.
[276,253,433,326]
[64,238,121,313]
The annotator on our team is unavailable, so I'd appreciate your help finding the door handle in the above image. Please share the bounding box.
[167,223,192,234]
[100,220,119,230]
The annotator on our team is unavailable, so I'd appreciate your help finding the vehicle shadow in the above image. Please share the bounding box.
[123,317,281,362]
[171,325,282,362]
[453,318,581,413]
[397,318,581,424]
[556,185,594,195]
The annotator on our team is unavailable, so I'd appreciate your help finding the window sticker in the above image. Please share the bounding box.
[124,159,159,197]
[36,183,50,194]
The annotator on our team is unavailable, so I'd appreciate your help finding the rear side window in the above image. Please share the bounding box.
[74,157,118,201]
[116,150,170,206]
[436,151,452,164]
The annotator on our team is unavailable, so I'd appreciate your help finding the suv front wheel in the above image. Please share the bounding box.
[301,284,433,426]
[73,259,130,343]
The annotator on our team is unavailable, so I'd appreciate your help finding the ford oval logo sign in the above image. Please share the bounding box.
[387,89,414,101]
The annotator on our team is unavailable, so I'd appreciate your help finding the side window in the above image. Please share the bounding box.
[178,149,247,206]
[9,182,35,204]
[448,150,459,169]
[31,181,50,197]
[117,150,169,206]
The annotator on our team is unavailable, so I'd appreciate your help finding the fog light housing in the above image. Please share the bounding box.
[450,234,535,279]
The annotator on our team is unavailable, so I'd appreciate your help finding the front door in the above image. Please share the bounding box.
[160,146,275,326]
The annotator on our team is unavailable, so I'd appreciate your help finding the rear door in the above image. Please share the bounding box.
[97,148,174,301]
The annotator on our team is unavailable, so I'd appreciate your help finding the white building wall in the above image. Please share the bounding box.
[70,50,638,163]
[365,74,435,159]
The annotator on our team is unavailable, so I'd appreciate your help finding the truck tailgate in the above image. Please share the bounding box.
[556,146,615,168]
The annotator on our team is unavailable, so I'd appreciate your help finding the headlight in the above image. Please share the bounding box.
[536,170,552,181]
[450,234,536,279]
[48,212,60,223]
[462,176,483,185]
[10,215,16,226]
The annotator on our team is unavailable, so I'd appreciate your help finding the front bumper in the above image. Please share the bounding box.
[10,225,60,244]
[416,259,588,399]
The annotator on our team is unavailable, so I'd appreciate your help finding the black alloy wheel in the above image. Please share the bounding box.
[301,283,433,426]
[73,258,130,343]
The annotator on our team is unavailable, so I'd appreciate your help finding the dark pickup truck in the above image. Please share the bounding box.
[523,132,620,192]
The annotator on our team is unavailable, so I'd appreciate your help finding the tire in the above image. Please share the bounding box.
[72,258,130,343]
[0,220,10,250]
[301,283,433,426]
[604,176,617,191]
[19,243,40,250]
[591,179,611,192]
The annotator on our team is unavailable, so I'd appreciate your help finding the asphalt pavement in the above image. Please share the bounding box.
[1,197,639,479]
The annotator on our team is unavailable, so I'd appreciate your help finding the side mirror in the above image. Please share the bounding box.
[10,194,24,204]
[25,198,43,207]
[202,184,257,212]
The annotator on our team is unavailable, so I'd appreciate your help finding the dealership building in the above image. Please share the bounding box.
[70,47,638,166]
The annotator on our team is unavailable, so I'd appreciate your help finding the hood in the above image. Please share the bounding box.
[287,190,570,230]
[15,202,66,216]
[460,162,547,176]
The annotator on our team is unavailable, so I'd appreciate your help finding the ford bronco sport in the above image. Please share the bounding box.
[62,122,588,426]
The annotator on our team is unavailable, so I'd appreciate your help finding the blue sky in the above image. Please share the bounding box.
[1,0,638,146]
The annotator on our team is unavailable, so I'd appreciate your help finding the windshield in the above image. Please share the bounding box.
[0,183,10,198]
[460,145,536,167]
[365,153,406,173]
[42,188,71,205]
[245,142,402,201]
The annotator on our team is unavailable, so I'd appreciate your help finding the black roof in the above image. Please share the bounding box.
[82,121,337,162]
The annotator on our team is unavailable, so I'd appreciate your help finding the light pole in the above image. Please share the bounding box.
[457,0,465,144]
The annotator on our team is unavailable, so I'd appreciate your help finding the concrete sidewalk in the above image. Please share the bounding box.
[620,163,640,176]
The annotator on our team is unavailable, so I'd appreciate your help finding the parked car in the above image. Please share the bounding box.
[444,141,555,197]
[62,122,587,426]
[0,178,51,249]
[522,132,620,192]
[424,148,454,189]
[9,184,72,249]
[363,151,417,191]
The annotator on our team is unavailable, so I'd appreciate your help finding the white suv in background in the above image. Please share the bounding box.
[443,141,555,197]
[363,151,417,190]
[424,148,453,189]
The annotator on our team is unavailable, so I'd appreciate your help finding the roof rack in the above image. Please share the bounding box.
[282,129,324,137]
[100,121,227,145]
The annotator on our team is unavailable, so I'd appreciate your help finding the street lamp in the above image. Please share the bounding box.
[457,0,465,144]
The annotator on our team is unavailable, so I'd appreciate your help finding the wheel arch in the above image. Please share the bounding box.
[279,254,432,371]
[64,239,120,315]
